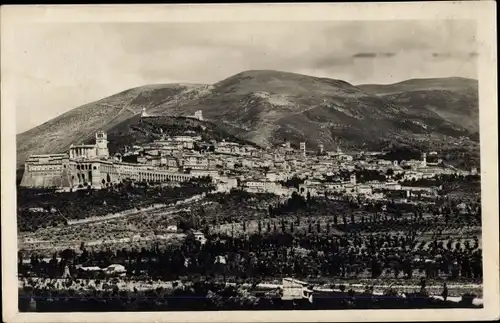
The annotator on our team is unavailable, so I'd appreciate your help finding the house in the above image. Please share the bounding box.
[166,225,178,233]
[192,231,207,245]
[105,264,127,276]
[357,184,373,195]
[281,278,314,303]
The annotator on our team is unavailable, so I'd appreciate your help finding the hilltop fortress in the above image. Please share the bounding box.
[20,131,192,189]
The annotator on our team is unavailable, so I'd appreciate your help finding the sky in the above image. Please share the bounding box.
[6,20,478,133]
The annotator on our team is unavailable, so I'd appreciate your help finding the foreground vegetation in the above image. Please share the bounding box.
[17,177,215,232]
[19,279,481,312]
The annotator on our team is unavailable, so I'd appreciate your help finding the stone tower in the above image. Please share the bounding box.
[350,174,357,185]
[141,108,150,118]
[318,143,324,154]
[299,142,306,157]
[421,152,427,167]
[96,131,109,158]
[194,110,204,121]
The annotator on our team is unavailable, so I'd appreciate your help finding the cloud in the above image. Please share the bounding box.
[433,52,452,58]
[353,52,396,58]
[353,53,377,58]
[431,51,479,61]
[379,53,396,58]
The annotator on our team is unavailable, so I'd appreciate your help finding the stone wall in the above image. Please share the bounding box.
[20,167,71,188]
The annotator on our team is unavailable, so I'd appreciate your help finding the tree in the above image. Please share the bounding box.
[60,248,76,264]
[326,222,331,234]
[316,221,321,232]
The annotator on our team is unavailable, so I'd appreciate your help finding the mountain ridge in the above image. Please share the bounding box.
[16,70,479,167]
[357,77,478,95]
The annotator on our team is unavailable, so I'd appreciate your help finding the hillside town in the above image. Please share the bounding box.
[21,111,475,204]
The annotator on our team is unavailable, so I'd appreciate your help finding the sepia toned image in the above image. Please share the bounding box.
[1,3,498,323]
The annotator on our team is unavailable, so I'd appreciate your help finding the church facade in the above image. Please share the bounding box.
[20,131,192,189]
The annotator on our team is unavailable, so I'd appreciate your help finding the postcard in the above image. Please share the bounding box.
[1,2,498,322]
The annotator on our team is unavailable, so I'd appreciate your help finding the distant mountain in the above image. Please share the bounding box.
[16,70,479,167]
[357,77,478,95]
[358,77,479,133]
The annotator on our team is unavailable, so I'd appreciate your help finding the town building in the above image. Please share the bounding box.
[299,142,306,157]
[21,132,194,189]
[187,110,204,121]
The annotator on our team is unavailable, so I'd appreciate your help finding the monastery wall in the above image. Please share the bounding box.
[20,163,72,188]
[22,158,194,189]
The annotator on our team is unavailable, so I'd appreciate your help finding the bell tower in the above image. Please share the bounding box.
[421,152,427,167]
[96,131,109,158]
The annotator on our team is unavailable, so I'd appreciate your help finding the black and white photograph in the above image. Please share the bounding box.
[1,3,498,322]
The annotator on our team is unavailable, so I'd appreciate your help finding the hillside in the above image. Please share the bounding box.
[17,70,479,167]
[16,83,208,166]
[151,70,405,149]
[358,77,479,134]
[357,77,478,95]
[104,115,259,154]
